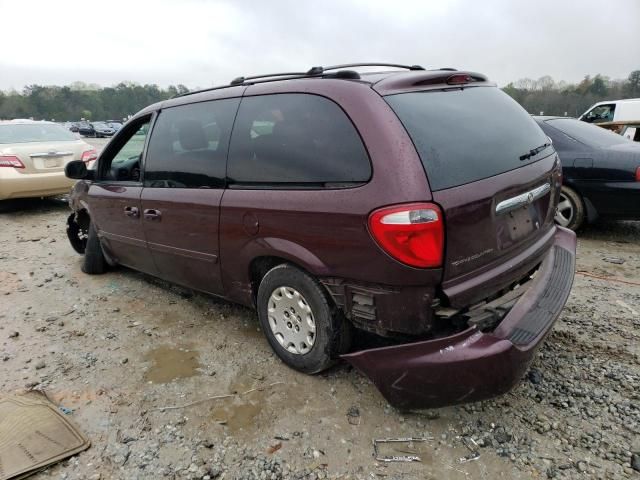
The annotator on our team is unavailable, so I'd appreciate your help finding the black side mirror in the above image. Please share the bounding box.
[65,160,93,180]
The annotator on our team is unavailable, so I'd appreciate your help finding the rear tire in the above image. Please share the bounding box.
[257,264,351,374]
[554,186,585,231]
[82,223,106,274]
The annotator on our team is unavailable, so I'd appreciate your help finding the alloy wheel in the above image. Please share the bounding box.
[554,192,574,227]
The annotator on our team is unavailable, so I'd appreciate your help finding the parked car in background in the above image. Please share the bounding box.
[0,120,97,200]
[580,98,640,124]
[91,122,116,138]
[106,121,123,132]
[535,116,640,230]
[64,64,576,409]
[77,122,115,138]
[66,122,80,133]
[77,122,94,137]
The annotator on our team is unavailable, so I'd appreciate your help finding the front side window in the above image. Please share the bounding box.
[583,104,616,123]
[227,93,371,185]
[101,118,150,182]
[144,98,239,188]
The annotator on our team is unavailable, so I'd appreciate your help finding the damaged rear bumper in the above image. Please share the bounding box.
[342,227,576,410]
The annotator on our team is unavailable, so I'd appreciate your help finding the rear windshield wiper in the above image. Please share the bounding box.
[519,142,551,161]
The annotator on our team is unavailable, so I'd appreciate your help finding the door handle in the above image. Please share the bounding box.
[124,206,139,218]
[143,209,162,221]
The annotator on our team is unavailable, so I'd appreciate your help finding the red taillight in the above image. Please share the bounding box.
[81,149,98,164]
[368,203,444,268]
[636,166,640,182]
[0,155,25,168]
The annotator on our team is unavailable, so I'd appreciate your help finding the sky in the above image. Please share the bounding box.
[0,0,638,91]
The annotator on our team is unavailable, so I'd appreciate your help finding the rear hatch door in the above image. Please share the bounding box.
[385,86,560,307]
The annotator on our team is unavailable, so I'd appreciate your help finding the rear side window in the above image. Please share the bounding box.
[145,98,239,188]
[227,94,371,185]
[386,87,551,191]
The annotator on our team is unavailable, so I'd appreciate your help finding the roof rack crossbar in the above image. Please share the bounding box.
[310,63,425,75]
[231,71,311,85]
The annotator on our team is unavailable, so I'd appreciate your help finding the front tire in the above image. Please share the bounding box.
[81,223,106,274]
[257,264,350,374]
[554,186,585,231]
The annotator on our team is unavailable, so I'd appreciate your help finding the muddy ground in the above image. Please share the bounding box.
[1,141,639,479]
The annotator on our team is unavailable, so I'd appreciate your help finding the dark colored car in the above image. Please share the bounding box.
[64,63,576,409]
[107,121,124,132]
[91,122,116,138]
[535,116,640,230]
[77,122,115,138]
[66,122,80,133]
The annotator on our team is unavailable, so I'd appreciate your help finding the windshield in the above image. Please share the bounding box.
[386,86,551,191]
[545,118,628,148]
[93,122,108,128]
[0,123,78,143]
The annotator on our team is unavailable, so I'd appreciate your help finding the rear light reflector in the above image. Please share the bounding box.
[368,203,444,268]
[636,166,640,182]
[81,149,98,164]
[0,155,25,168]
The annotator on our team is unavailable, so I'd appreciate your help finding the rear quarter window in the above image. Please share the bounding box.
[227,93,371,186]
[385,87,551,191]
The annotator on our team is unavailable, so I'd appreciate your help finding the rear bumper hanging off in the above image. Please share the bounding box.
[342,227,577,409]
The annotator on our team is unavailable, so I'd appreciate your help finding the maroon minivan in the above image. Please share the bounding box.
[65,64,576,409]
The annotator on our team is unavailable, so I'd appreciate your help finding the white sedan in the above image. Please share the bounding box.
[0,120,97,200]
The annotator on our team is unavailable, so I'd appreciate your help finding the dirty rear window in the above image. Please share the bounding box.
[0,123,77,143]
[386,87,551,191]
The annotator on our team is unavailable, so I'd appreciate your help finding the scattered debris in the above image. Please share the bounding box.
[602,256,625,264]
[266,441,282,454]
[372,437,429,463]
[347,405,361,425]
[459,436,481,463]
[8,331,19,338]
[150,382,284,412]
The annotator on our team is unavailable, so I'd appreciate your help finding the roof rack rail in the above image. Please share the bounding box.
[307,63,425,75]
[230,71,310,86]
[176,62,427,98]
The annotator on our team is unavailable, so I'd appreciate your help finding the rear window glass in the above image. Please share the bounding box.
[227,93,371,185]
[545,118,627,148]
[0,123,77,143]
[386,87,551,191]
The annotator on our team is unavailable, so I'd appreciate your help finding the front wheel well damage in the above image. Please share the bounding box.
[67,208,90,254]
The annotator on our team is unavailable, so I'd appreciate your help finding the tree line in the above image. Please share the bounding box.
[0,70,639,122]
[503,70,640,117]
[0,82,190,122]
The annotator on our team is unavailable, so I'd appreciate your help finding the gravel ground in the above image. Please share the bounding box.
[1,157,639,479]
